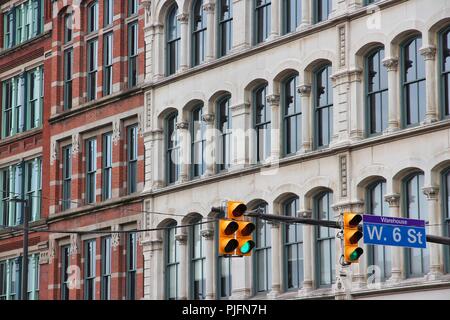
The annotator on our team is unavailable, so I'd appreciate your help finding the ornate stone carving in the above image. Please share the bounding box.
[176,121,189,130]
[266,94,280,106]
[175,233,188,245]
[419,46,437,61]
[48,239,56,263]
[50,141,57,166]
[142,0,152,25]
[112,120,121,145]
[138,112,144,137]
[382,58,399,72]
[297,85,311,97]
[339,155,348,198]
[384,193,400,207]
[422,186,439,200]
[69,234,79,256]
[71,133,80,154]
[145,91,152,129]
[298,210,312,219]
[39,251,49,265]
[202,3,215,12]
[111,225,120,249]
[202,114,215,124]
[338,26,346,67]
[200,229,214,240]
[177,13,189,23]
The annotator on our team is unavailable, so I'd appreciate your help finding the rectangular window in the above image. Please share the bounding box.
[62,146,72,211]
[103,33,113,96]
[218,0,233,57]
[61,245,70,300]
[84,240,96,300]
[0,169,10,227]
[87,39,98,101]
[2,0,43,49]
[102,133,112,200]
[24,158,42,222]
[0,258,22,300]
[104,0,114,26]
[127,126,138,194]
[128,22,138,88]
[1,66,43,138]
[315,0,332,23]
[27,254,39,300]
[86,139,97,204]
[126,232,137,300]
[129,0,138,16]
[101,236,112,300]
[64,49,73,110]
[255,0,271,44]
[88,1,99,33]
[64,14,73,43]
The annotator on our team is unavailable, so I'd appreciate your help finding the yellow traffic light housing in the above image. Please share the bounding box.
[236,221,256,256]
[227,201,247,219]
[343,212,364,263]
[219,220,239,256]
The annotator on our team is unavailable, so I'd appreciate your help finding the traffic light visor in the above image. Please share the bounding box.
[345,247,364,262]
[227,201,247,218]
[344,213,362,227]
[239,240,255,255]
[220,220,239,235]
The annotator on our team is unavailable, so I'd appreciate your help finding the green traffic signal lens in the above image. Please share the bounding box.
[240,240,255,254]
[350,248,364,261]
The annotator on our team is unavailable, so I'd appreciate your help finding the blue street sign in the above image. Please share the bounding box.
[363,215,427,249]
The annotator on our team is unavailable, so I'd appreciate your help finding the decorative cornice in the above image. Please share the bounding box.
[176,121,189,130]
[71,133,80,154]
[297,85,311,97]
[422,186,439,200]
[266,94,280,106]
[382,57,399,72]
[384,193,400,207]
[419,46,437,61]
[202,113,215,124]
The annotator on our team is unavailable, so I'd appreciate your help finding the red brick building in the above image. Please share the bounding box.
[0,0,145,300]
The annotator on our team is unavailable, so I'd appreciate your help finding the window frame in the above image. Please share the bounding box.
[62,145,72,211]
[439,26,450,120]
[85,138,97,204]
[441,168,450,274]
[127,125,138,194]
[252,202,271,295]
[254,0,271,45]
[60,245,70,300]
[84,239,96,300]
[166,5,181,76]
[191,0,207,67]
[217,0,233,58]
[313,0,332,24]
[282,74,302,156]
[104,0,114,27]
[165,223,180,300]
[253,84,271,163]
[313,64,333,149]
[166,112,180,185]
[128,21,139,88]
[103,32,114,97]
[126,232,137,300]
[216,95,232,172]
[63,48,73,110]
[282,0,301,35]
[87,38,98,102]
[189,219,206,300]
[101,236,112,300]
[102,133,113,200]
[191,105,206,179]
[87,1,99,33]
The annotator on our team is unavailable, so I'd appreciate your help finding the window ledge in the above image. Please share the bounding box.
[0,127,42,148]
[0,32,50,59]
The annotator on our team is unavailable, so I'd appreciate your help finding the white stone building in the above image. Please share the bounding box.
[140,0,450,299]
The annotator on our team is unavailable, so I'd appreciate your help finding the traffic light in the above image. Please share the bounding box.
[217,201,256,257]
[343,212,364,264]
[219,219,239,255]
[236,221,256,256]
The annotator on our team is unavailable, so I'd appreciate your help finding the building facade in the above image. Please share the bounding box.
[141,0,450,300]
[0,0,146,300]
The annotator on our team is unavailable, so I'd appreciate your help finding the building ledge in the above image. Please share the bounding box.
[0,127,42,148]
[0,32,50,59]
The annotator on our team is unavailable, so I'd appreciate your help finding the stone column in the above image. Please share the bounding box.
[202,113,216,176]
[175,233,188,300]
[298,85,312,152]
[144,129,164,189]
[269,0,280,40]
[203,2,216,61]
[230,103,251,169]
[177,13,189,71]
[385,194,402,283]
[299,0,312,30]
[152,24,165,80]
[298,210,313,296]
[146,238,164,300]
[201,228,215,299]
[420,46,438,123]
[268,221,281,299]
[176,122,190,182]
[267,95,281,161]
[423,186,443,280]
[349,69,364,141]
[231,0,251,51]
[382,58,400,132]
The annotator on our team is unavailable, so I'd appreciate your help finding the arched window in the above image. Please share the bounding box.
[217,95,232,171]
[283,74,302,155]
[314,0,331,23]
[441,27,450,118]
[191,105,206,178]
[192,0,207,66]
[366,47,388,136]
[166,112,180,185]
[87,1,98,33]
[402,36,426,126]
[253,202,271,293]
[254,85,271,162]
[165,223,180,300]
[167,5,181,76]
[190,219,206,300]
[367,180,391,281]
[442,169,450,273]
[315,191,335,287]
[283,0,301,34]
[283,197,303,290]
[218,0,233,57]
[255,0,271,44]
[404,172,429,277]
[314,64,333,148]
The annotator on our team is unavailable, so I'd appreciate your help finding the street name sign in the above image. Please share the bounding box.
[363,215,427,249]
